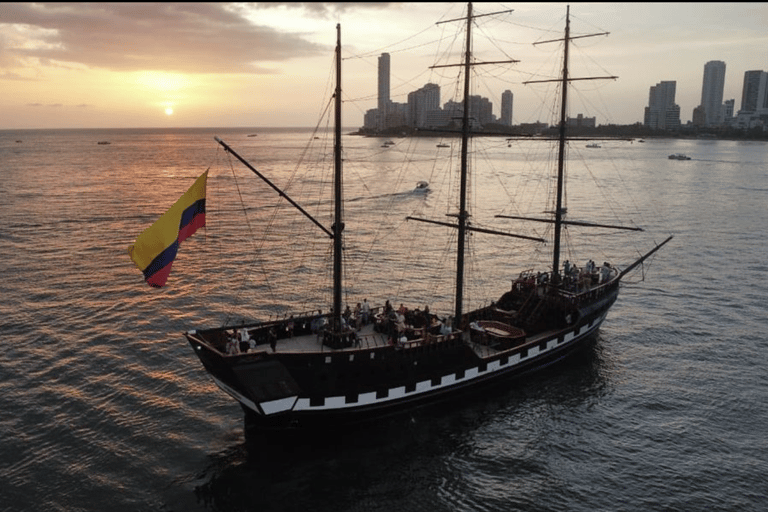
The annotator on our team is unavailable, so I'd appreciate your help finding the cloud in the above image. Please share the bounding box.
[0,3,389,74]
[0,70,39,80]
[26,102,90,108]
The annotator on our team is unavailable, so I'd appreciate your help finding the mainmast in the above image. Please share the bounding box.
[454,2,473,328]
[551,6,570,284]
[332,23,344,333]
[409,3,520,328]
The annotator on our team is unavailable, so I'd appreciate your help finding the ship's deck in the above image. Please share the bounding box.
[221,322,395,356]
[212,316,567,362]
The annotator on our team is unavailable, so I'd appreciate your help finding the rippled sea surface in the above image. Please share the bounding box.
[1,128,767,512]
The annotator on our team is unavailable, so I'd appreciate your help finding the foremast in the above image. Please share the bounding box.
[522,6,615,285]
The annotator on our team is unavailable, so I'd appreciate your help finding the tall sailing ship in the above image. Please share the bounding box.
[181,5,672,431]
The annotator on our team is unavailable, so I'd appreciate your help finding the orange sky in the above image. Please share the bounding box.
[2,3,767,129]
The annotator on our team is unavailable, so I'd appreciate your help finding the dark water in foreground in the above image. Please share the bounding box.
[1,128,767,511]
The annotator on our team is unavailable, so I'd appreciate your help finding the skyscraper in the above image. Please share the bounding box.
[644,81,680,130]
[377,53,391,131]
[407,83,440,128]
[740,70,768,113]
[500,90,514,126]
[699,60,726,126]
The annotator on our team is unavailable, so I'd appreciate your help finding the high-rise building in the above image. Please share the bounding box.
[723,99,735,124]
[699,60,726,126]
[644,81,680,130]
[740,70,768,112]
[407,83,440,128]
[734,70,768,130]
[500,90,513,126]
[377,53,391,131]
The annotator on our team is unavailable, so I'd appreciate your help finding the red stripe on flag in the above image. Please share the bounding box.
[145,261,174,288]
[178,213,206,244]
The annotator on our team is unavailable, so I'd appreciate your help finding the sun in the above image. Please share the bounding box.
[165,107,174,115]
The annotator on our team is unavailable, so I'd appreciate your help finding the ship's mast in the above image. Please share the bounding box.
[551,6,570,284]
[332,23,344,333]
[453,2,473,328]
[409,3,522,328]
[521,6,615,284]
[213,26,344,335]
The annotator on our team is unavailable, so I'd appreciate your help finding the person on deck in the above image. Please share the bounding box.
[361,298,371,326]
[353,303,362,330]
[601,262,611,283]
[227,332,239,355]
[441,317,453,337]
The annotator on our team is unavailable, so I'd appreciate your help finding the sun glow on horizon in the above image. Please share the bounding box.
[165,107,173,115]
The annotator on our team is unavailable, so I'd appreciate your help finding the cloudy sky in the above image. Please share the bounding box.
[2,2,767,129]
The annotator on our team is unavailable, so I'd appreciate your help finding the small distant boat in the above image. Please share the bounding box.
[638,139,645,143]
[381,140,395,148]
[437,143,450,148]
[414,181,430,193]
[586,143,601,148]
[247,134,258,137]
[97,141,111,145]
[668,153,691,160]
[15,140,22,143]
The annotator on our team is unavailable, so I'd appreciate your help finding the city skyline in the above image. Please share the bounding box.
[2,3,767,129]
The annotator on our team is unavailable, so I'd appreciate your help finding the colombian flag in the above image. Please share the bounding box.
[128,171,207,287]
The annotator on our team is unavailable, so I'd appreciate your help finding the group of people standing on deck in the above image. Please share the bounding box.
[226,324,278,355]
[224,297,444,354]
[373,300,437,345]
[341,298,372,330]
[559,259,613,290]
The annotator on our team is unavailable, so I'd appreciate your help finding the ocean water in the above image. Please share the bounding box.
[1,128,767,512]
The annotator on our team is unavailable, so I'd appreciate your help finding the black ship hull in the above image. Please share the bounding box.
[185,286,618,432]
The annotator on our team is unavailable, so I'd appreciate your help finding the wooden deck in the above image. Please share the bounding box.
[227,322,393,355]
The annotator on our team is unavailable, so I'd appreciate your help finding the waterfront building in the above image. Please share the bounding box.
[644,81,681,130]
[378,53,391,131]
[407,84,441,128]
[698,60,726,127]
[567,114,596,128]
[734,70,768,130]
[500,90,514,126]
